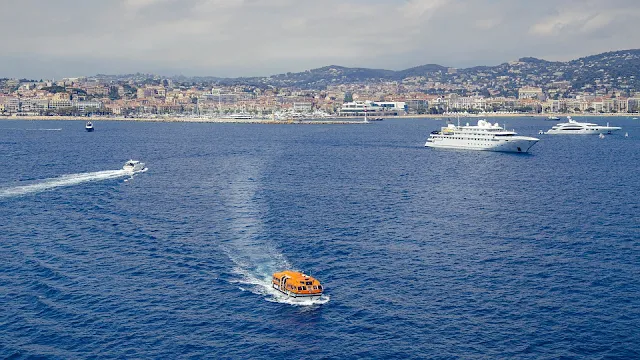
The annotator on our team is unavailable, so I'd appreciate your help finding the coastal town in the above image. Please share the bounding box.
[1,49,639,120]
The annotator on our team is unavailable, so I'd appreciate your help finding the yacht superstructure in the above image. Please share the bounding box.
[545,117,621,135]
[425,119,539,153]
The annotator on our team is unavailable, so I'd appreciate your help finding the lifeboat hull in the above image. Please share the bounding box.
[272,284,322,301]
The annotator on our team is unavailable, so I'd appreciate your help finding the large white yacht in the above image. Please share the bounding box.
[545,116,622,135]
[425,119,539,153]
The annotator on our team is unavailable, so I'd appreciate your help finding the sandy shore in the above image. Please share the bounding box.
[1,113,637,124]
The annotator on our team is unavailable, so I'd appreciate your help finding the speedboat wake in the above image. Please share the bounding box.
[0,169,133,199]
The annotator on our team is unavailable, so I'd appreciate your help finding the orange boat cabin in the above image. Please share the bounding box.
[272,270,323,299]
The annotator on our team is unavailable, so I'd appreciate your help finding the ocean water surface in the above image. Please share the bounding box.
[1,117,639,359]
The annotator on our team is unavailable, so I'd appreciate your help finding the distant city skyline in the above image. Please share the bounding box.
[2,0,639,79]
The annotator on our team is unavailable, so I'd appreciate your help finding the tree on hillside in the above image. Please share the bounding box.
[109,86,121,100]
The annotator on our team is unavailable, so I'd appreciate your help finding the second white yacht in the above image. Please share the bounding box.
[546,116,621,135]
[425,119,539,153]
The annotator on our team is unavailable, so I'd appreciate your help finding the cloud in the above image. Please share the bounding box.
[529,1,640,36]
[529,11,613,36]
[401,0,451,19]
[0,0,639,78]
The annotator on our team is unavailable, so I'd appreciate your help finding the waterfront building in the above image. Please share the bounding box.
[627,97,640,112]
[339,100,407,116]
[49,99,72,109]
[518,86,544,100]
[3,97,20,113]
[293,102,313,112]
[73,100,103,113]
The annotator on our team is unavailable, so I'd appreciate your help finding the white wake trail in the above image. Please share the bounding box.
[0,169,130,199]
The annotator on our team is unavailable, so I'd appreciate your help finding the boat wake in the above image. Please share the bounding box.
[1,127,62,131]
[0,169,133,199]
[219,160,328,306]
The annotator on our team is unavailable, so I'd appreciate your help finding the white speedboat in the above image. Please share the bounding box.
[425,119,539,153]
[85,121,94,132]
[123,160,146,173]
[546,116,621,135]
[547,116,560,121]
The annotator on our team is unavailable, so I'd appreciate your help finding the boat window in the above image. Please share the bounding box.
[301,286,307,290]
[298,287,302,291]
[318,285,322,290]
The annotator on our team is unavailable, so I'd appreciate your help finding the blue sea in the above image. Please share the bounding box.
[1,117,639,359]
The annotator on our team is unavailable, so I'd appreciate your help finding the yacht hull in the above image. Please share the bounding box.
[546,127,621,135]
[272,285,322,301]
[425,138,538,153]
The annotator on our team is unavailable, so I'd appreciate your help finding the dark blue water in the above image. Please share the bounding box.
[1,117,639,359]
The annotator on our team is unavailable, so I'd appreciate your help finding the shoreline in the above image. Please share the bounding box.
[0,113,637,124]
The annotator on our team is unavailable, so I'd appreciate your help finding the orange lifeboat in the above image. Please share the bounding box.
[272,270,323,299]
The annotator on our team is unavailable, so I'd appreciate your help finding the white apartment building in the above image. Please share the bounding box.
[293,102,313,112]
[73,100,103,113]
[518,86,544,100]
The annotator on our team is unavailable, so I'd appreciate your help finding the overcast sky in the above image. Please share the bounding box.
[1,0,639,79]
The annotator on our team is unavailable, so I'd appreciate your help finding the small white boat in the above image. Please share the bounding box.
[123,160,146,172]
[227,113,253,120]
[599,133,605,139]
[625,132,629,137]
[85,122,94,132]
[547,116,560,121]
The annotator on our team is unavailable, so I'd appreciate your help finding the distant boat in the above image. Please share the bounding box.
[625,132,629,137]
[599,133,605,139]
[547,116,560,121]
[85,121,94,132]
[633,117,638,120]
[227,113,253,120]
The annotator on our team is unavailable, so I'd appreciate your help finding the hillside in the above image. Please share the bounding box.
[176,49,639,94]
